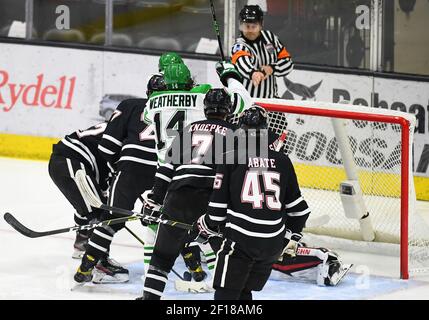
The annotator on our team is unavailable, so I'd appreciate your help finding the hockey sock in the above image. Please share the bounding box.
[85,225,116,260]
[143,266,169,300]
[199,242,216,271]
[214,287,242,300]
[239,289,253,300]
[74,212,89,229]
[142,224,158,274]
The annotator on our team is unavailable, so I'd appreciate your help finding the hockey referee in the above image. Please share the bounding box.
[231,5,293,98]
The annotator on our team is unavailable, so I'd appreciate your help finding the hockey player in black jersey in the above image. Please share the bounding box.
[137,88,238,300]
[48,122,111,259]
[193,105,312,300]
[73,74,165,284]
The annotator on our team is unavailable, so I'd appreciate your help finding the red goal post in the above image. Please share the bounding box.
[254,98,421,279]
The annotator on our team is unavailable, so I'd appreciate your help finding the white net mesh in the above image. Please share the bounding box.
[234,100,429,277]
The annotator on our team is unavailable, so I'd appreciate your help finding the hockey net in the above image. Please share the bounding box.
[247,99,429,279]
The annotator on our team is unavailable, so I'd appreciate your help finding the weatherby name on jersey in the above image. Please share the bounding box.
[0,70,76,112]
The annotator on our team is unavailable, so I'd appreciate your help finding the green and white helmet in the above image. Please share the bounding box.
[158,52,184,72]
[163,63,193,90]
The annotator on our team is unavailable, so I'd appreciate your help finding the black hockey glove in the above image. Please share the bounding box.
[215,61,243,86]
[189,214,221,244]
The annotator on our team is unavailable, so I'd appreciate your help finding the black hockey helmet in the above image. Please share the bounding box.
[238,104,268,130]
[203,88,232,118]
[146,74,166,97]
[239,5,264,24]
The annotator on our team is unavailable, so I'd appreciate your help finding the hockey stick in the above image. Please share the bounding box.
[209,0,225,60]
[3,212,141,239]
[75,169,193,231]
[124,225,208,283]
[124,226,144,245]
[274,131,287,152]
[123,225,186,281]
[3,173,193,238]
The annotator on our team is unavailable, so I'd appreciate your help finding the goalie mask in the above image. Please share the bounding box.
[238,105,268,130]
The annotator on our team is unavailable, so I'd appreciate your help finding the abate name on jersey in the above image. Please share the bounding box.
[248,157,277,169]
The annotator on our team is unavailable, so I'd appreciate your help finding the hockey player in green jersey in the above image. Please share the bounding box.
[143,52,210,280]
[139,60,251,293]
[143,61,251,163]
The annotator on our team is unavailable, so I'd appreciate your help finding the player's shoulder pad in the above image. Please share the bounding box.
[225,121,239,130]
[210,119,239,131]
[273,149,294,170]
[112,98,147,120]
[117,98,147,111]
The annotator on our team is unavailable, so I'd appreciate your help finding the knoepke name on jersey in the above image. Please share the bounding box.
[188,123,229,136]
[149,93,198,110]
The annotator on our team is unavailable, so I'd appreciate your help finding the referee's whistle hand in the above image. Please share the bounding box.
[261,65,273,79]
[252,71,265,86]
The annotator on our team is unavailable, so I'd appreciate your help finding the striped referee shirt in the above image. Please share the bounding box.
[231,29,294,98]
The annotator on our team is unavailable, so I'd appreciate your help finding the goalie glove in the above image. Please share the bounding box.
[279,230,303,260]
[215,61,243,86]
[189,214,220,244]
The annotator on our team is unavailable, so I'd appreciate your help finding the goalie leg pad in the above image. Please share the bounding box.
[273,247,352,286]
[316,251,353,286]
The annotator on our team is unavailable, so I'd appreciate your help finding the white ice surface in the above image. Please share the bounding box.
[1,157,429,300]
